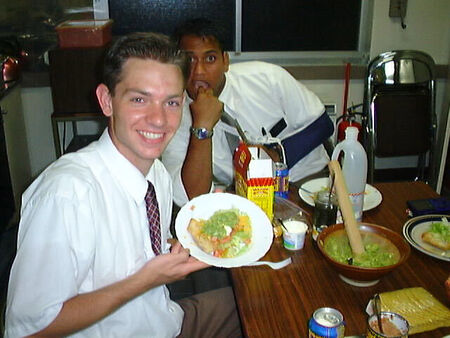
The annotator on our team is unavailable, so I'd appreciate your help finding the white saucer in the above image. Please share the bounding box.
[339,274,380,287]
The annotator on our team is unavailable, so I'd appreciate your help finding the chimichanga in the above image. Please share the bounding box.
[421,231,450,250]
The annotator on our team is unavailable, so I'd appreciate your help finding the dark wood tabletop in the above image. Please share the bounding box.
[230,181,450,337]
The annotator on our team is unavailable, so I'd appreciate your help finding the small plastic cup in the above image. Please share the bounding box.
[367,312,409,338]
[282,219,308,250]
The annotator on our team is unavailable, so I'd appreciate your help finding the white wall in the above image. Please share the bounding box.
[370,0,450,64]
[21,87,56,177]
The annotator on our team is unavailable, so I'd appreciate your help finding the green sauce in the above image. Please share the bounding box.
[203,209,239,239]
[324,230,399,268]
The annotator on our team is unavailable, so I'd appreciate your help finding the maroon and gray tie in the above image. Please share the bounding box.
[145,181,161,255]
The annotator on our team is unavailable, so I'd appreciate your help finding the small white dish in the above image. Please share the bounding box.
[299,177,383,211]
[339,274,380,287]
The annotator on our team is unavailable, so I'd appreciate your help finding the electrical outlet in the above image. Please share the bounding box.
[389,0,408,18]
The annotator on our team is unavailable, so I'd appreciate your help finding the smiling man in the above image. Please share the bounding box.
[162,18,334,207]
[5,32,241,338]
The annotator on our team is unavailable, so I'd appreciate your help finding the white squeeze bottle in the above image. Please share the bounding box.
[331,126,367,221]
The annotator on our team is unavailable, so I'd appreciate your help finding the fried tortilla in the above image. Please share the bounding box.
[188,218,215,254]
[422,231,450,250]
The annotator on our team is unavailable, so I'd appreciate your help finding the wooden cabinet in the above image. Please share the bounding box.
[49,46,107,113]
[48,46,108,157]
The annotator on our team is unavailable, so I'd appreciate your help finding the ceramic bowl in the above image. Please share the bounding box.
[317,223,411,287]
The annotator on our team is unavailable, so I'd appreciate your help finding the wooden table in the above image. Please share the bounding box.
[230,181,450,337]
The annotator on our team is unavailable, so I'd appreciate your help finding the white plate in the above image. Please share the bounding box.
[175,193,273,268]
[402,214,450,262]
[298,177,383,211]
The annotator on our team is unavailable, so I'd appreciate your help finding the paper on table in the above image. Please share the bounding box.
[366,287,450,334]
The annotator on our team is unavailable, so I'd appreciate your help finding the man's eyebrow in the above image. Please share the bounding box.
[124,88,150,96]
[125,88,183,99]
[186,49,219,55]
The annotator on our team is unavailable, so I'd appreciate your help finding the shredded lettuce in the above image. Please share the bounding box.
[199,209,252,258]
[430,218,450,243]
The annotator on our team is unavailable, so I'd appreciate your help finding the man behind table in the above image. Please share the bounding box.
[162,18,334,207]
[5,32,241,338]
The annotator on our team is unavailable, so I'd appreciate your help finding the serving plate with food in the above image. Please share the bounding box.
[402,214,450,262]
[175,193,273,268]
[299,177,382,211]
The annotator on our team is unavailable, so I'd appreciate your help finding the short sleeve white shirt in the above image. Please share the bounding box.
[5,129,183,338]
[162,61,329,206]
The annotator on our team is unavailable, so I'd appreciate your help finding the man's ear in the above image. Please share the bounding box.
[223,51,230,72]
[96,84,113,117]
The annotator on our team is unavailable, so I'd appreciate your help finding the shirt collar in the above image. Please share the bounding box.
[219,72,240,116]
[96,129,150,204]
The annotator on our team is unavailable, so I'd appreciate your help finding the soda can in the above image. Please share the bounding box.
[274,162,289,198]
[308,307,345,338]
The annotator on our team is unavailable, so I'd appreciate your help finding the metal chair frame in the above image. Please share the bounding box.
[363,50,437,185]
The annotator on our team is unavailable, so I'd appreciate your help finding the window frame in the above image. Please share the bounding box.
[101,0,373,66]
[230,0,373,66]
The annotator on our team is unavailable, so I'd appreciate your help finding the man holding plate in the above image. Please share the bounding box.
[5,32,241,337]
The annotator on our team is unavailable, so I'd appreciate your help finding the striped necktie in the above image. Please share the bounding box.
[145,181,161,255]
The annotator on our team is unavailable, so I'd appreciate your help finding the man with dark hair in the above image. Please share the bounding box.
[162,18,334,206]
[5,32,241,337]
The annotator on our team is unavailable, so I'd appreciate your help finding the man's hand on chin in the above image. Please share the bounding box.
[190,87,223,129]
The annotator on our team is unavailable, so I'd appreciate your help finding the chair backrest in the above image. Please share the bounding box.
[362,50,437,184]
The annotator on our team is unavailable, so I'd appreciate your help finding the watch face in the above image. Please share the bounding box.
[191,127,213,139]
[198,128,208,139]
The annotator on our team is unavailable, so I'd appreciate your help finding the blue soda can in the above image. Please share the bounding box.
[274,162,289,198]
[308,307,345,338]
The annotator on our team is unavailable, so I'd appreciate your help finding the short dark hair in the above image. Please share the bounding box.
[102,32,189,95]
[173,18,226,52]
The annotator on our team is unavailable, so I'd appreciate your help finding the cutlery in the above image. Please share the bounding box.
[245,257,292,270]
[373,293,384,334]
[299,186,314,195]
[221,109,250,144]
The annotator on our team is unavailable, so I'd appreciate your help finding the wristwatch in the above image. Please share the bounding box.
[190,126,214,140]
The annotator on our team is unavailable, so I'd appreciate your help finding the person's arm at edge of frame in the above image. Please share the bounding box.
[180,87,223,200]
[28,241,208,338]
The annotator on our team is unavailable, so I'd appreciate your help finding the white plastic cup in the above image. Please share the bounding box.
[282,220,308,250]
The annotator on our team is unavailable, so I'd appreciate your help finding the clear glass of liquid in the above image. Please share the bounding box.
[312,190,338,240]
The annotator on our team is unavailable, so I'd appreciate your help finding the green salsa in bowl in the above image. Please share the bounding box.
[317,223,411,286]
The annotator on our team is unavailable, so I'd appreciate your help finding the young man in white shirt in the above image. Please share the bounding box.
[5,32,241,338]
[162,18,334,207]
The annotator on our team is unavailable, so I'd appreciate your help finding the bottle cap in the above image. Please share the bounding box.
[345,126,359,140]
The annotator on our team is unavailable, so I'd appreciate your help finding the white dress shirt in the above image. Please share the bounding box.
[5,129,183,338]
[162,61,329,206]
